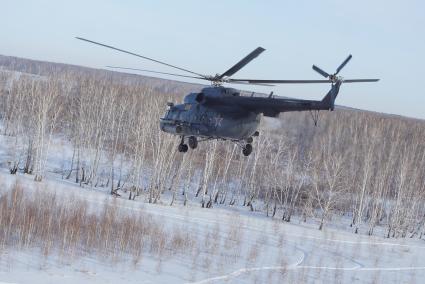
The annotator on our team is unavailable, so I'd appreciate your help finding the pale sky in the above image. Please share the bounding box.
[1,0,424,119]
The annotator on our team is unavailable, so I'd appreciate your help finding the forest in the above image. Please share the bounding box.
[1,55,424,239]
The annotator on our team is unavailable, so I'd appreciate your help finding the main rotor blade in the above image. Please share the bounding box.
[342,79,380,83]
[76,37,206,78]
[225,81,275,87]
[229,79,333,84]
[312,65,330,78]
[106,66,205,80]
[230,78,380,84]
[335,54,352,75]
[217,47,265,79]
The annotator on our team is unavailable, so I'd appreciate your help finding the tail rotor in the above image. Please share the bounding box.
[313,54,353,83]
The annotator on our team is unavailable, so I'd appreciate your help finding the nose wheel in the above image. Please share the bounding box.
[178,136,189,153]
[178,136,199,153]
[188,136,198,149]
[178,143,188,152]
[242,144,253,156]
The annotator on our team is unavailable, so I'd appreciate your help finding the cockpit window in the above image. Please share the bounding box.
[184,103,192,110]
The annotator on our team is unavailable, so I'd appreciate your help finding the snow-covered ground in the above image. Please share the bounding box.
[0,130,424,284]
[1,171,425,284]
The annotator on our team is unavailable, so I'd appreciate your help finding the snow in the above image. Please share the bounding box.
[0,134,424,283]
[0,171,424,283]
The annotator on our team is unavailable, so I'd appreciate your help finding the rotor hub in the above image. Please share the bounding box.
[329,75,343,83]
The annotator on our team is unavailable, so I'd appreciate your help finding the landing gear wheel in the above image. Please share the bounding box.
[178,144,188,153]
[242,144,253,156]
[188,136,198,149]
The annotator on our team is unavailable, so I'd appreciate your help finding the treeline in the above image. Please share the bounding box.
[0,62,424,239]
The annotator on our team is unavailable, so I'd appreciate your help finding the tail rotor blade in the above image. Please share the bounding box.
[335,54,352,75]
[312,65,330,78]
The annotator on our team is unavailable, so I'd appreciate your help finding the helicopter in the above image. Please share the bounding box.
[76,37,379,156]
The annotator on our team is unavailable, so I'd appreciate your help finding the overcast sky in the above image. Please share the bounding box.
[2,0,424,119]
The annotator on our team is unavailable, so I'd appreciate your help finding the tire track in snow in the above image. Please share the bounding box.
[282,232,425,249]
[189,265,425,284]
[188,249,305,284]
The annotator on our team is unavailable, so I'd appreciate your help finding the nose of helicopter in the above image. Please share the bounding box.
[159,119,166,131]
[160,107,172,132]
[159,118,171,132]
[160,118,182,134]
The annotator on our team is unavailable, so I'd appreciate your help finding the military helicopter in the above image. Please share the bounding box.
[76,37,379,156]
